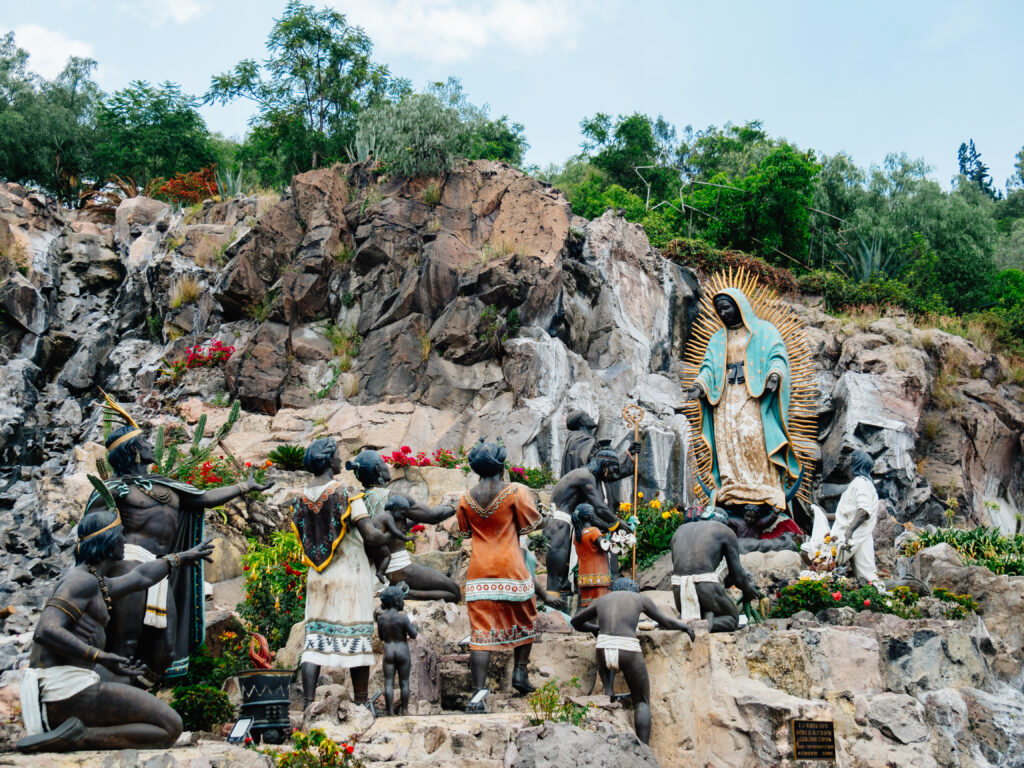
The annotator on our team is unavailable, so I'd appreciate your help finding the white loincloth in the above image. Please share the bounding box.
[385,548,412,574]
[123,543,168,628]
[20,666,101,736]
[596,634,642,671]
[671,561,728,621]
[550,509,572,525]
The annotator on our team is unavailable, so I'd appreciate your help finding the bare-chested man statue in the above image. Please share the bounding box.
[544,450,634,601]
[17,509,214,753]
[86,416,272,682]
[670,520,761,632]
[570,578,694,744]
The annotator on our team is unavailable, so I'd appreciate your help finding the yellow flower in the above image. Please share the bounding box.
[661,511,671,519]
[824,535,831,543]
[637,492,644,499]
[831,546,837,557]
[619,502,632,513]
[650,499,662,510]
[669,507,679,516]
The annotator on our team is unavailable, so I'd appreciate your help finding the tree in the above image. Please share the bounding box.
[207,0,407,187]
[425,78,528,166]
[0,33,101,204]
[93,81,215,185]
[580,112,679,203]
[957,139,997,199]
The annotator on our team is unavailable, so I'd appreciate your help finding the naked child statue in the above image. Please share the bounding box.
[670,520,761,632]
[17,509,214,753]
[88,405,272,681]
[376,585,417,716]
[570,578,694,744]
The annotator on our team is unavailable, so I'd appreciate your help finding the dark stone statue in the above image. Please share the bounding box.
[88,425,272,682]
[670,521,761,632]
[376,585,417,716]
[570,578,694,744]
[544,450,634,600]
[363,504,415,583]
[347,449,462,603]
[379,495,461,603]
[561,410,640,510]
[17,509,214,753]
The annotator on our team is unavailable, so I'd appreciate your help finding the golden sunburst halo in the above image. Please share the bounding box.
[680,266,818,506]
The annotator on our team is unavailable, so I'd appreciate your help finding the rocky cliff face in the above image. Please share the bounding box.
[2,162,1024,763]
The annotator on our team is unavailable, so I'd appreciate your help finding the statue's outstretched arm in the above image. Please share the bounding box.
[722,538,761,604]
[401,494,456,525]
[641,594,695,639]
[188,476,275,509]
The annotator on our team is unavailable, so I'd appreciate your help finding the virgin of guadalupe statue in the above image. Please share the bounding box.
[681,269,817,514]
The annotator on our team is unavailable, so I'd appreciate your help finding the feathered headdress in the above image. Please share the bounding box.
[99,388,143,452]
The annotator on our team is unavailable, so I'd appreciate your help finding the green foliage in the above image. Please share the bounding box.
[321,322,361,371]
[835,232,902,282]
[0,33,102,204]
[629,499,684,571]
[662,239,799,293]
[240,531,307,649]
[932,588,980,619]
[147,315,163,342]
[170,685,235,732]
[421,181,441,206]
[174,636,252,690]
[94,81,216,186]
[207,0,409,189]
[798,270,947,315]
[273,728,363,768]
[580,112,678,202]
[507,465,555,489]
[354,77,527,179]
[269,444,306,470]
[154,401,242,486]
[901,526,1024,575]
[768,576,911,619]
[527,677,591,727]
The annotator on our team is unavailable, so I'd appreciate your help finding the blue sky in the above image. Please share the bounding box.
[4,0,1023,189]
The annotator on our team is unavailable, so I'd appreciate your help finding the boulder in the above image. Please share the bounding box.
[0,272,48,334]
[510,722,660,768]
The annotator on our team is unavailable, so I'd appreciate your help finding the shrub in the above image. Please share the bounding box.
[274,728,362,768]
[170,684,235,732]
[173,634,252,690]
[383,446,431,468]
[663,238,799,294]
[527,678,591,727]
[430,448,461,469]
[160,339,235,383]
[508,465,555,489]
[158,166,218,206]
[623,497,684,571]
[768,576,910,619]
[269,444,306,471]
[901,526,1024,575]
[240,532,307,650]
[354,93,465,178]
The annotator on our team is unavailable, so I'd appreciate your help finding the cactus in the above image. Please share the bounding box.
[154,425,166,468]
[192,414,207,451]
[96,457,112,481]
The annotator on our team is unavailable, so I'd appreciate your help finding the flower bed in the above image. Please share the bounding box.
[901,526,1024,575]
[161,339,235,383]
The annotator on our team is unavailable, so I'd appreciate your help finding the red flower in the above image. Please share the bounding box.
[346,745,354,755]
[410,524,425,533]
[863,599,871,607]
[401,446,412,453]
[832,591,842,601]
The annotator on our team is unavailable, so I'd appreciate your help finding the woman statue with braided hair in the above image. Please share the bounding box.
[291,438,390,709]
[456,439,542,712]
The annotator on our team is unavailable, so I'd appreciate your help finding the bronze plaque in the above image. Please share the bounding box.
[791,719,836,760]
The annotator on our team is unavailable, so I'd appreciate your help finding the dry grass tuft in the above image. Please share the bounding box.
[169,276,201,309]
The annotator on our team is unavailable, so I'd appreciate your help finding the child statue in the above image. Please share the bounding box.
[572,503,612,608]
[363,504,414,584]
[570,578,694,744]
[376,585,417,716]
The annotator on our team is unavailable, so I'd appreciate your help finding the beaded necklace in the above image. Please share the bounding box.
[87,566,113,612]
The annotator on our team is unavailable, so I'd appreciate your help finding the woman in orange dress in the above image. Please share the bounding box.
[456,440,541,712]
[573,503,612,608]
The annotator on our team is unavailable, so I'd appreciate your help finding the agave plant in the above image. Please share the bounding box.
[215,164,248,198]
[835,232,902,282]
[345,131,389,164]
